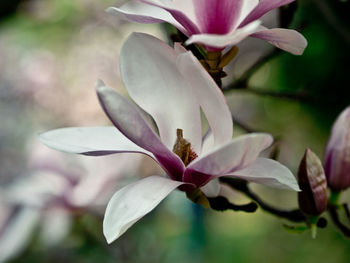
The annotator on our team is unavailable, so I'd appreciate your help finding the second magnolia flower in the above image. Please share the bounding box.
[40,33,299,243]
[109,0,307,55]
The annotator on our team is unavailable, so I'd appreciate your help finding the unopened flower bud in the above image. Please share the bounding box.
[298,149,327,216]
[324,106,350,191]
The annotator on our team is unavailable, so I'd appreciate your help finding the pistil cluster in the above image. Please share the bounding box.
[172,129,198,167]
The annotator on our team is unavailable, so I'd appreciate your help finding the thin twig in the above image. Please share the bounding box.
[328,205,350,237]
[231,115,257,133]
[224,87,313,102]
[209,196,258,213]
[311,0,350,45]
[225,48,282,91]
[220,178,306,222]
[343,203,350,223]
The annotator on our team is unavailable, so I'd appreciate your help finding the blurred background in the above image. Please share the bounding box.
[0,0,349,262]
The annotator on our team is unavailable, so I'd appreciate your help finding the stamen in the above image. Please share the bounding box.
[219,46,238,68]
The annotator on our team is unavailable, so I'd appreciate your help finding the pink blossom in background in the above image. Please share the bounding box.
[325,106,350,191]
[0,141,141,262]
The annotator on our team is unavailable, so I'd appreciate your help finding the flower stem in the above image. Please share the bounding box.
[329,190,341,206]
[311,224,317,239]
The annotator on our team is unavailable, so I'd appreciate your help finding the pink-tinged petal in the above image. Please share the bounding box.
[40,126,151,156]
[227,158,300,191]
[185,20,261,49]
[106,2,186,33]
[40,207,72,246]
[103,176,186,243]
[120,33,202,153]
[251,26,307,55]
[236,0,260,27]
[176,52,233,149]
[0,208,40,262]
[97,81,185,181]
[325,106,350,191]
[68,154,141,207]
[193,0,244,34]
[240,0,295,27]
[184,133,273,187]
[3,172,69,208]
[140,0,200,35]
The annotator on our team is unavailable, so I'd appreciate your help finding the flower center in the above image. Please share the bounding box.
[172,129,198,166]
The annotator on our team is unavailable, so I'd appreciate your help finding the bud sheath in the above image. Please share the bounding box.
[298,149,327,216]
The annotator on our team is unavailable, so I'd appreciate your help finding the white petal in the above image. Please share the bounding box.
[103,176,184,243]
[176,52,233,149]
[184,133,273,187]
[189,133,273,175]
[201,178,220,198]
[120,33,202,152]
[201,129,215,155]
[40,126,152,157]
[252,27,308,55]
[174,42,187,54]
[228,157,300,191]
[185,20,261,48]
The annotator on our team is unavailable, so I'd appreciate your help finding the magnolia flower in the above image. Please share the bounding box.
[40,33,299,243]
[108,0,307,55]
[325,106,350,191]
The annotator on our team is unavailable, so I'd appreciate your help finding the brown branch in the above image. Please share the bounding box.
[225,48,282,91]
[311,0,350,45]
[328,205,350,237]
[343,203,350,223]
[220,178,306,222]
[231,115,257,133]
[208,196,258,213]
[224,87,313,102]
